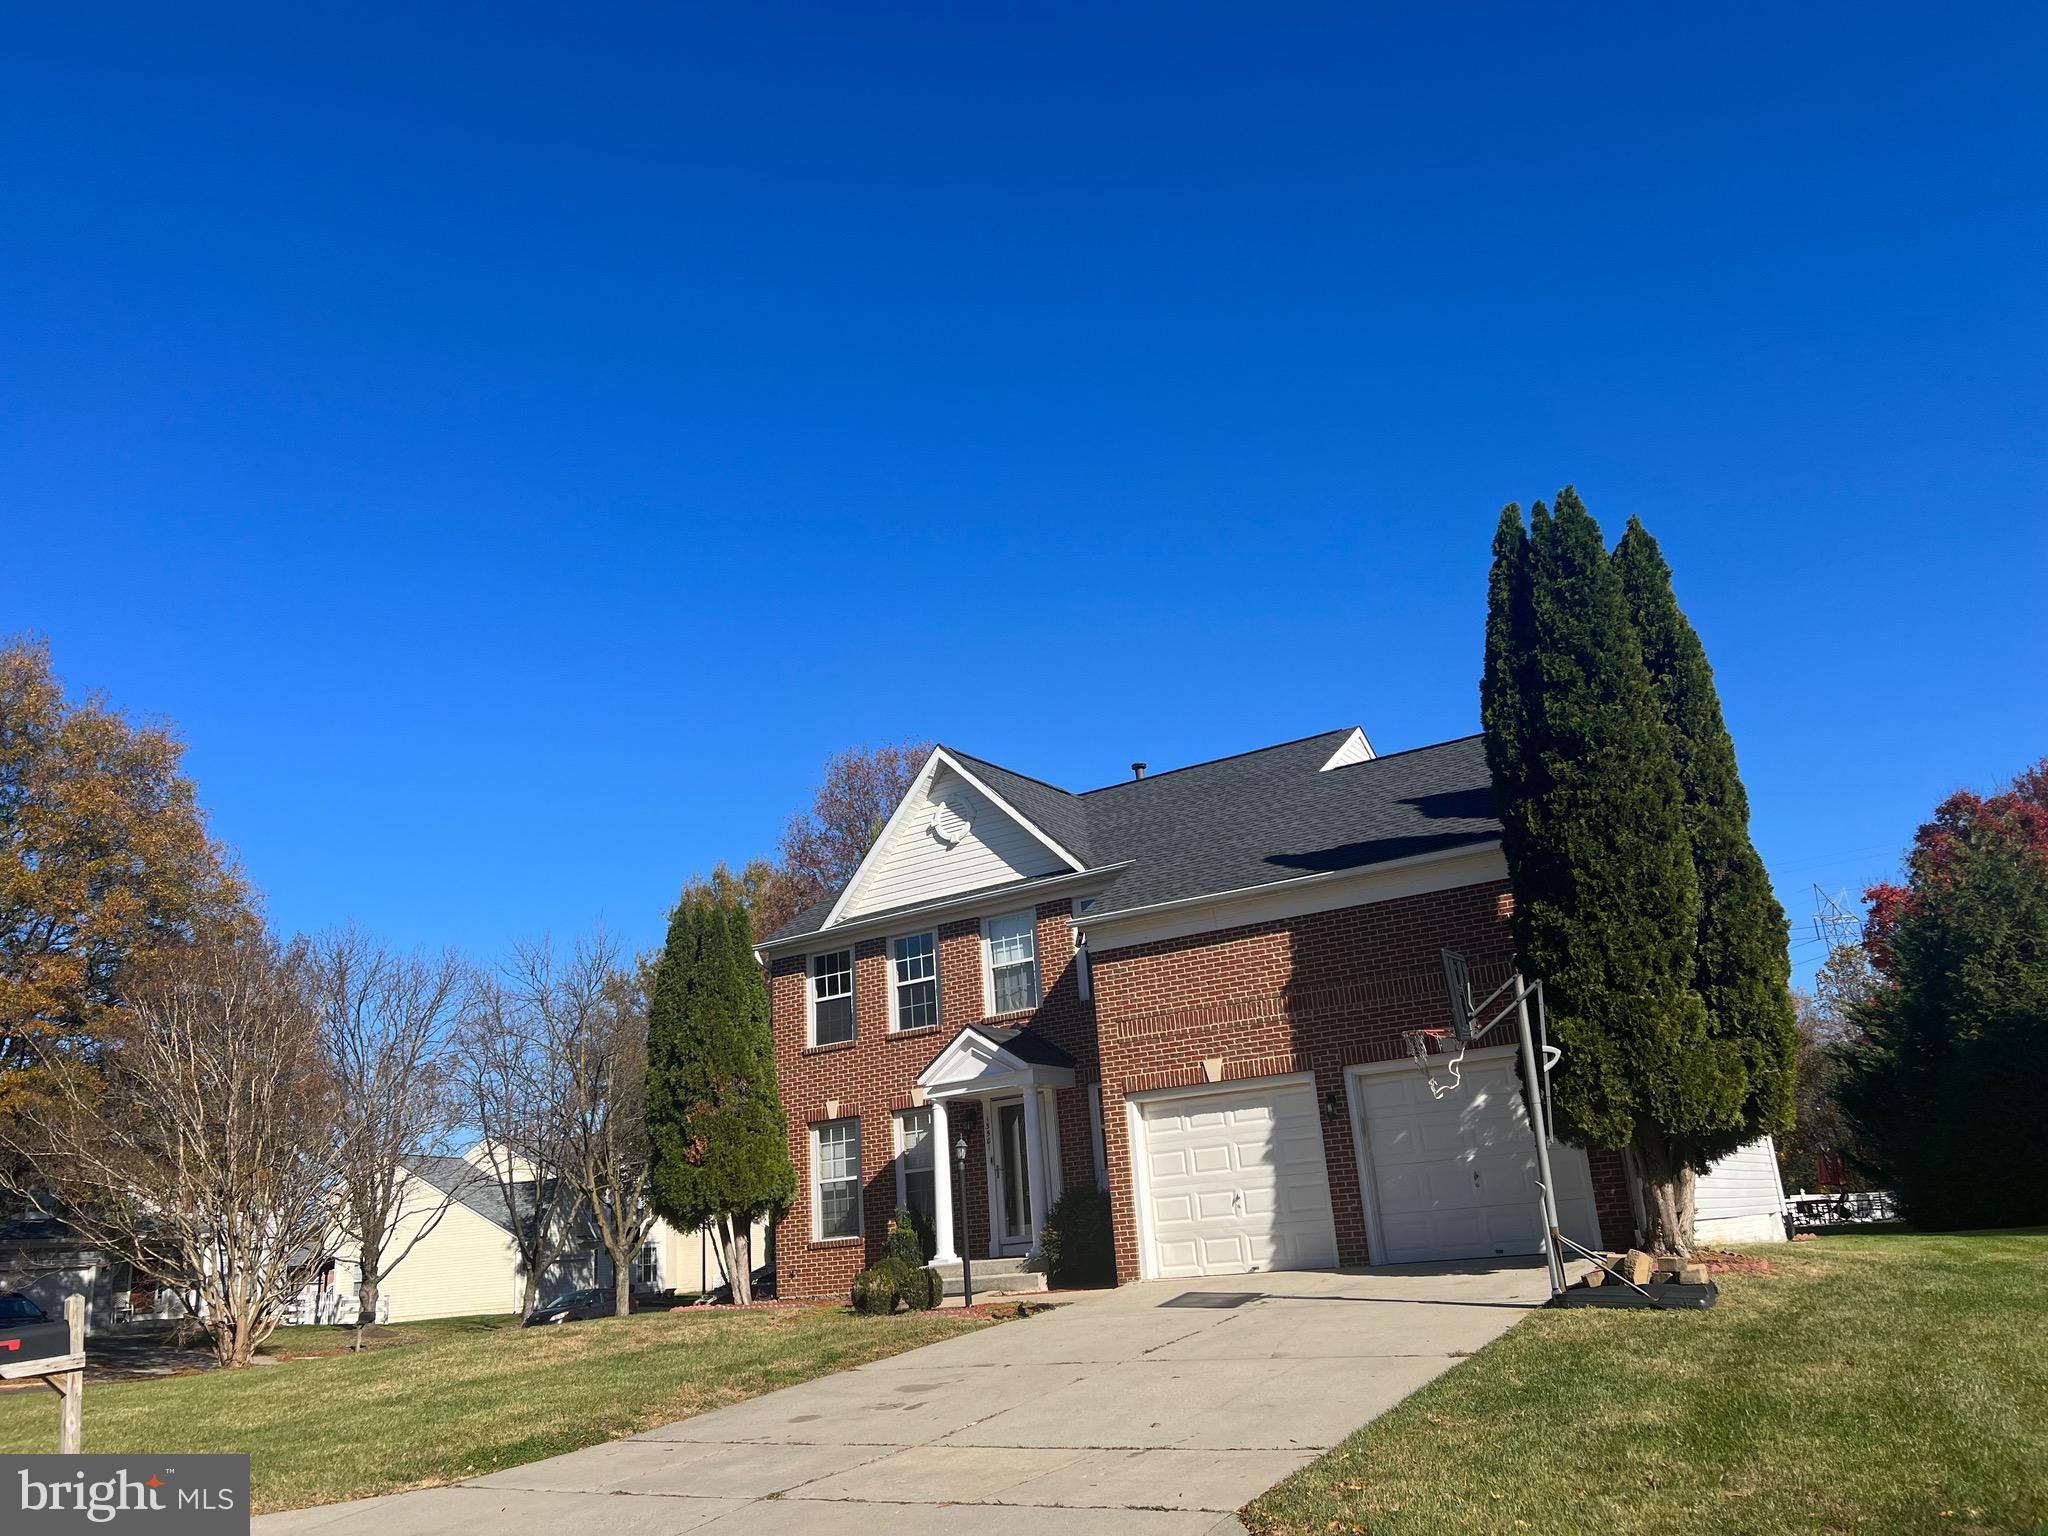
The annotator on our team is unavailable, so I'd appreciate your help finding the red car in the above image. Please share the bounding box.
[0,1293,73,1369]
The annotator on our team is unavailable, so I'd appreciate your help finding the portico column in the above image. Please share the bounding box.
[928,1097,957,1264]
[1021,1082,1051,1257]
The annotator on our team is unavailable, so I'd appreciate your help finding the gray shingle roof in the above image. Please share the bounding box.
[762,730,1499,943]
[407,1154,523,1233]
[973,1023,1077,1070]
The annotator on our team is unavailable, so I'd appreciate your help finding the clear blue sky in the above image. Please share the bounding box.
[5,6,2043,985]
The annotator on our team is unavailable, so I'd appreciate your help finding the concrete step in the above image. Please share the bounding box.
[933,1256,1047,1298]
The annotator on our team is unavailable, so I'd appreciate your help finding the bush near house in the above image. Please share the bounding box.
[1040,1187,1114,1287]
[851,1251,943,1313]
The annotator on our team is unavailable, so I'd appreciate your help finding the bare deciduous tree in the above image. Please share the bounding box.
[524,933,655,1317]
[312,926,467,1342]
[1,935,341,1366]
[456,961,578,1317]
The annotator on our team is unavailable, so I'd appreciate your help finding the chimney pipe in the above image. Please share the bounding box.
[1131,762,1147,780]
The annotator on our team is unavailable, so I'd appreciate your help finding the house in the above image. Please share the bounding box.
[294,1145,761,1324]
[0,1212,187,1335]
[758,727,1769,1299]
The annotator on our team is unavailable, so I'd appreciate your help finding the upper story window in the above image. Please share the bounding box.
[984,911,1039,1015]
[809,949,855,1045]
[890,932,939,1032]
[1073,897,1097,1002]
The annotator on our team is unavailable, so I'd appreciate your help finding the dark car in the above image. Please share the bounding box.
[0,1293,72,1370]
[701,1266,775,1306]
[522,1288,609,1327]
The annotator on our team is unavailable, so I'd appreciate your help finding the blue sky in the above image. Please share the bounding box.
[4,5,2043,984]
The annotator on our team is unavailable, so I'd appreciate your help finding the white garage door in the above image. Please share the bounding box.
[1139,1081,1340,1279]
[1355,1057,1602,1265]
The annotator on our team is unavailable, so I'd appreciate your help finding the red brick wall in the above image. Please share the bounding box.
[1090,878,1636,1282]
[770,876,1639,1296]
[770,898,1101,1299]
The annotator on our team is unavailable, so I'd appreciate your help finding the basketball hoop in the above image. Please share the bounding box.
[1401,1028,1466,1099]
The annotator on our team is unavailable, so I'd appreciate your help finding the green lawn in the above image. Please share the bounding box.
[0,1304,998,1513]
[1246,1229,2048,1536]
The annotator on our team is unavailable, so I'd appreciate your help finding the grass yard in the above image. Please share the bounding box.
[1246,1229,2048,1536]
[0,1303,999,1513]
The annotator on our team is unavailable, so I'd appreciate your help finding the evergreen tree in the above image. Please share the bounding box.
[1613,519,1798,1147]
[1483,489,1744,1251]
[1839,764,2048,1227]
[645,889,795,1302]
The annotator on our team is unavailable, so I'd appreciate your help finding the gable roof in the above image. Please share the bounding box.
[761,729,1499,946]
[407,1153,525,1234]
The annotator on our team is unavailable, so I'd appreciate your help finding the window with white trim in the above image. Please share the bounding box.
[895,1107,936,1220]
[631,1241,660,1291]
[985,912,1039,1015]
[809,949,854,1045]
[813,1118,862,1240]
[890,932,939,1032]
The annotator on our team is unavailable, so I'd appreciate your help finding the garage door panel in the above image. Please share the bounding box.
[1140,1082,1340,1280]
[1357,1058,1602,1266]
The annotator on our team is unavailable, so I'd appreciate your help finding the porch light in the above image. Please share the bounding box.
[953,1135,968,1167]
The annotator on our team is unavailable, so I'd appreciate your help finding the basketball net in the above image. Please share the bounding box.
[1401,1028,1467,1099]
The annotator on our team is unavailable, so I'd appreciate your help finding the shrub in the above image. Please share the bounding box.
[885,1206,929,1268]
[851,1257,910,1315]
[1040,1186,1114,1287]
[898,1265,944,1311]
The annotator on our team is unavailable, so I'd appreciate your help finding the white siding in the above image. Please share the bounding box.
[1694,1136,1788,1246]
[842,765,1066,920]
[310,1172,526,1324]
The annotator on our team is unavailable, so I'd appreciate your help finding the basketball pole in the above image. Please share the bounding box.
[1511,977,1568,1298]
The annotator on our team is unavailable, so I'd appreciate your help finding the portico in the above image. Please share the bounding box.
[915,1024,1076,1264]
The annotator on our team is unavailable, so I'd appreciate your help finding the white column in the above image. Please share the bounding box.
[1021,1084,1051,1257]
[929,1097,957,1264]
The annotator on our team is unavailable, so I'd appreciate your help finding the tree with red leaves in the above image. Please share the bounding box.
[1838,759,2048,1228]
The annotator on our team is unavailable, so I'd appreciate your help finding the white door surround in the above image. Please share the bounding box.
[1343,1047,1601,1266]
[1126,1073,1341,1282]
[917,1025,1073,1263]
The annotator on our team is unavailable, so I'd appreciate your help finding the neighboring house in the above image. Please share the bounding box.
[759,728,1771,1299]
[1691,1137,1790,1246]
[294,1145,762,1324]
[0,1212,187,1335]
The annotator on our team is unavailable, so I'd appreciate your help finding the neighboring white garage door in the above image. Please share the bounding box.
[1138,1080,1340,1279]
[1353,1055,1602,1266]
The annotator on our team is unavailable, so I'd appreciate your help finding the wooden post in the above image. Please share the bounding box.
[60,1294,83,1454]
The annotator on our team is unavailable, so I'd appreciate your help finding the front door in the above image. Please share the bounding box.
[993,1099,1033,1254]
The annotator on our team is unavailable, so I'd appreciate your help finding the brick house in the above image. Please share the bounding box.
[756,727,1648,1300]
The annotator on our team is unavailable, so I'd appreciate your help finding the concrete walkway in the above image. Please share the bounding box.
[257,1260,1552,1535]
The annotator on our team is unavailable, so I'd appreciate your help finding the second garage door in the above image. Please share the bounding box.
[1138,1080,1340,1279]
[1355,1056,1602,1265]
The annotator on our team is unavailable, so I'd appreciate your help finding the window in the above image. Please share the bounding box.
[985,912,1039,1015]
[814,1118,862,1239]
[810,949,854,1045]
[890,932,939,1032]
[631,1241,660,1291]
[895,1108,936,1220]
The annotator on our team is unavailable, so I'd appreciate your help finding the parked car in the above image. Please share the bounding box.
[0,1293,72,1368]
[521,1289,609,1327]
[701,1266,775,1306]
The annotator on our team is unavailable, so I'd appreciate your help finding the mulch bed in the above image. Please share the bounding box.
[1694,1247,1774,1276]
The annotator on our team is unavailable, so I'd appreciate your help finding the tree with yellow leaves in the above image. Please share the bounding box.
[0,634,251,1115]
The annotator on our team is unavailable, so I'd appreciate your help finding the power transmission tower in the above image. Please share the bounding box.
[1812,885,1862,951]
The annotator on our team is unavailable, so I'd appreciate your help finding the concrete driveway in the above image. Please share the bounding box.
[257,1260,1552,1536]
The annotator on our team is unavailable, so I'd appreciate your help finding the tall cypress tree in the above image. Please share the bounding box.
[1613,518,1798,1147]
[645,889,795,1302]
[1484,488,1744,1251]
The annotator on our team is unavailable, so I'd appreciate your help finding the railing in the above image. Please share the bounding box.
[1785,1191,1899,1227]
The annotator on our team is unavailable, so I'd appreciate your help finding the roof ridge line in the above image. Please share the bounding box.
[1076,727,1360,795]
[1317,732,1485,772]
[939,745,1080,799]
